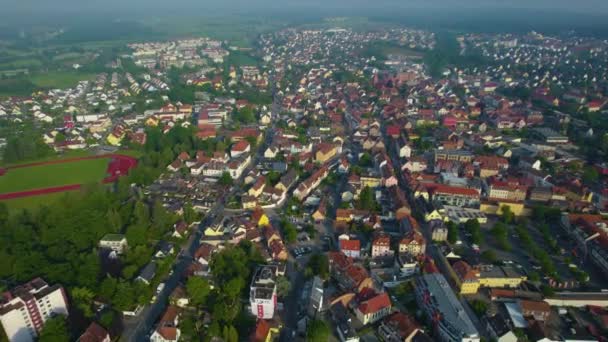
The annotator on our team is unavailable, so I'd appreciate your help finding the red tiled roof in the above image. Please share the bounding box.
[358,292,391,314]
[79,323,109,342]
[340,239,361,252]
[232,140,250,152]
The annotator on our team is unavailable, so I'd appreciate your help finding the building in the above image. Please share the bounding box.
[378,312,421,342]
[434,149,474,163]
[488,181,527,202]
[339,239,361,259]
[307,276,324,317]
[372,234,393,258]
[429,184,480,208]
[452,262,527,295]
[415,273,479,342]
[355,292,392,325]
[98,234,128,254]
[532,127,568,144]
[398,231,426,257]
[519,300,551,322]
[150,306,180,342]
[78,322,110,342]
[249,265,278,319]
[0,278,69,342]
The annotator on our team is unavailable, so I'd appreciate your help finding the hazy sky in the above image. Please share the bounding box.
[4,0,608,14]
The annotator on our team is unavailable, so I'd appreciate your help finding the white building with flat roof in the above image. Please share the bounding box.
[0,278,69,342]
[249,265,278,319]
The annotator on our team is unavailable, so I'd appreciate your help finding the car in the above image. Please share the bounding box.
[156,283,165,294]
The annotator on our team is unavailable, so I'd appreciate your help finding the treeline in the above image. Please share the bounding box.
[2,130,53,164]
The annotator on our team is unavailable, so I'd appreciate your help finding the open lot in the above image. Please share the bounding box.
[30,71,96,89]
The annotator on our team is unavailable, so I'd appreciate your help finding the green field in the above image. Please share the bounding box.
[30,71,96,89]
[0,158,109,193]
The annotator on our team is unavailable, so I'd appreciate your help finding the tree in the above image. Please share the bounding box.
[470,300,488,318]
[276,276,292,298]
[481,250,497,263]
[582,166,599,183]
[500,205,515,224]
[183,202,198,224]
[38,315,69,342]
[307,254,329,280]
[219,172,234,186]
[281,219,298,244]
[446,221,458,244]
[187,277,211,308]
[464,219,482,245]
[71,287,95,317]
[306,319,329,342]
[357,186,375,211]
[491,222,511,251]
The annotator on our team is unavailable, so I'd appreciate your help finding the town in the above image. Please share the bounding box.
[1,13,608,342]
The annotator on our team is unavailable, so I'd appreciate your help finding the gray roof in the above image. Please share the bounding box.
[137,262,157,282]
[417,273,479,339]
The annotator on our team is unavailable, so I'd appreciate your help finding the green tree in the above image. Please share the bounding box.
[582,166,599,183]
[446,221,458,244]
[71,287,95,318]
[187,277,211,308]
[219,172,234,186]
[276,276,292,298]
[357,186,375,211]
[38,315,69,342]
[481,250,497,263]
[307,319,329,342]
[307,254,329,280]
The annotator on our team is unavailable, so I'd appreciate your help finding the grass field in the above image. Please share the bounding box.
[0,158,109,194]
[30,71,96,89]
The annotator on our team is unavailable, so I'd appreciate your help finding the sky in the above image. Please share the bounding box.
[3,0,608,14]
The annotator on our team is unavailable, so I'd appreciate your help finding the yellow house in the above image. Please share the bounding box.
[315,144,337,163]
[204,224,224,237]
[145,116,159,127]
[360,175,381,188]
[252,208,270,227]
[106,133,123,146]
[425,209,444,222]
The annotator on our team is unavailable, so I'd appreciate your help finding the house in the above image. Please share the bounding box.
[331,302,359,342]
[136,262,157,284]
[486,314,517,342]
[329,252,374,292]
[154,241,175,258]
[371,234,392,258]
[99,234,128,254]
[78,322,110,342]
[339,239,361,259]
[264,146,279,159]
[172,221,190,238]
[231,140,251,158]
[315,143,338,163]
[252,207,270,227]
[355,292,392,325]
[377,312,421,342]
[519,300,551,321]
[398,231,426,257]
[169,286,190,308]
[250,319,281,342]
[150,306,180,342]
